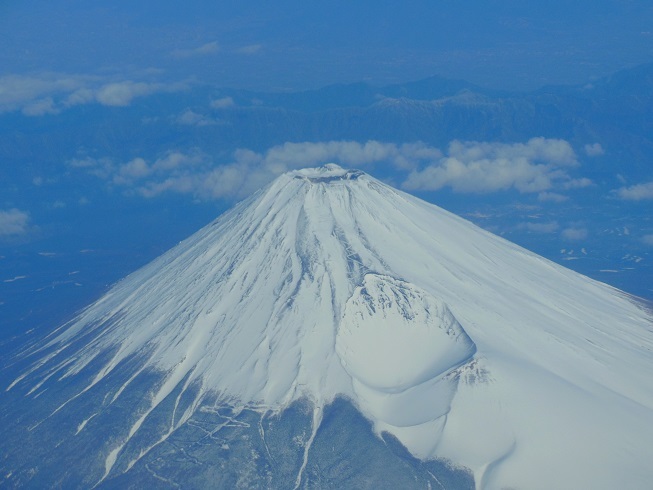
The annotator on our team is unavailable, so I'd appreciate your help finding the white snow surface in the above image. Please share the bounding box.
[14,164,653,489]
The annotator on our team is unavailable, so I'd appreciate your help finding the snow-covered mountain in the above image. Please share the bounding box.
[2,164,652,489]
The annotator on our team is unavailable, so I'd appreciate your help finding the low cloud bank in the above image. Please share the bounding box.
[403,138,587,194]
[69,138,593,202]
[70,141,443,200]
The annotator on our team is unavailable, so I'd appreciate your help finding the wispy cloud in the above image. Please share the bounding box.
[69,150,207,190]
[93,81,167,107]
[171,41,220,59]
[615,181,653,200]
[68,156,114,178]
[0,74,89,113]
[210,97,235,109]
[71,81,185,108]
[112,158,151,185]
[236,44,262,55]
[152,151,205,171]
[561,227,588,241]
[262,141,441,172]
[520,221,560,233]
[0,73,186,115]
[402,138,582,194]
[561,178,592,190]
[584,143,605,157]
[22,97,59,116]
[537,192,568,203]
[176,109,217,127]
[642,235,653,246]
[0,209,31,237]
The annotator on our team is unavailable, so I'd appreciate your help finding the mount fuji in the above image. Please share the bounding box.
[2,164,652,489]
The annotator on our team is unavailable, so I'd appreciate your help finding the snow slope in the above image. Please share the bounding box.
[8,164,653,489]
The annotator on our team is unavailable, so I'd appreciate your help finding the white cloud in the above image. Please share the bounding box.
[68,156,101,168]
[562,177,593,189]
[65,87,96,106]
[538,192,568,203]
[71,150,209,191]
[210,97,235,109]
[642,235,653,246]
[113,158,151,185]
[0,74,88,113]
[615,181,653,200]
[71,141,443,201]
[152,151,204,171]
[561,227,588,241]
[198,164,258,199]
[95,81,163,107]
[0,209,30,237]
[22,97,59,116]
[236,44,262,55]
[177,109,216,126]
[68,156,114,178]
[262,141,441,172]
[522,221,559,233]
[0,73,185,115]
[403,138,579,193]
[67,139,587,203]
[92,80,185,107]
[449,138,577,167]
[121,158,150,178]
[190,141,436,199]
[138,176,196,198]
[171,41,220,59]
[584,143,605,157]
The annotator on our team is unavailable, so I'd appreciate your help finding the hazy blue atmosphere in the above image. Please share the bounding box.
[3,1,653,90]
[2,1,652,346]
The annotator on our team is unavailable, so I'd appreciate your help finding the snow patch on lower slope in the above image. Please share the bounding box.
[438,354,653,490]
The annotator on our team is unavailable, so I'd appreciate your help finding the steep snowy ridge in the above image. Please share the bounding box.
[7,164,653,489]
[337,274,476,393]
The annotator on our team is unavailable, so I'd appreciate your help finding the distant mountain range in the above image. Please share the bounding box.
[3,62,653,180]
